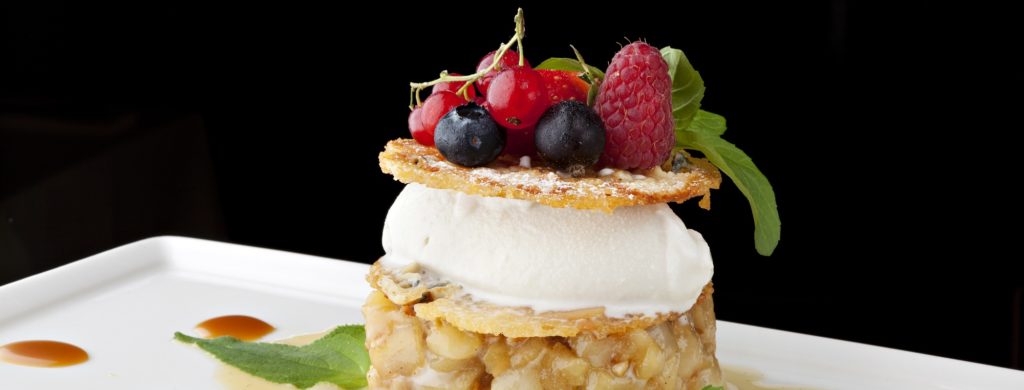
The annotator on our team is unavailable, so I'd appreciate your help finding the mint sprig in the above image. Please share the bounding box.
[661,46,780,256]
[702,386,725,390]
[174,325,369,389]
[661,46,706,131]
[678,110,781,255]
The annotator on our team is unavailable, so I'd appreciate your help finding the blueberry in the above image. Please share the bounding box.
[434,103,506,167]
[534,101,606,172]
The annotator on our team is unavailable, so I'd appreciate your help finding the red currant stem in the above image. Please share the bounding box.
[408,8,526,103]
[515,8,525,67]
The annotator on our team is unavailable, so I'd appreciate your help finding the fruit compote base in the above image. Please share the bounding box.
[362,283,723,389]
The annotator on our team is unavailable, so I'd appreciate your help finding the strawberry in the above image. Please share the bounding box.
[537,69,588,105]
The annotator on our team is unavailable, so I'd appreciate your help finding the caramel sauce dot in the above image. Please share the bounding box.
[0,340,89,368]
[196,315,275,341]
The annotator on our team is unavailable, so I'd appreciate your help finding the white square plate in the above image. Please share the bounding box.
[1,237,1021,389]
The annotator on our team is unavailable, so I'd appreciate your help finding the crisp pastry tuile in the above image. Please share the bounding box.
[368,262,713,339]
[380,139,721,212]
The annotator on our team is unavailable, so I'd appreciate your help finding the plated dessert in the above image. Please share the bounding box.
[363,8,778,390]
[172,8,778,390]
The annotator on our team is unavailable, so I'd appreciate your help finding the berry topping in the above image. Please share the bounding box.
[475,50,530,96]
[434,103,506,167]
[408,107,431,146]
[537,69,588,105]
[486,67,549,130]
[535,101,606,173]
[418,91,465,147]
[502,125,536,157]
[595,42,675,170]
[431,73,477,101]
[403,8,781,256]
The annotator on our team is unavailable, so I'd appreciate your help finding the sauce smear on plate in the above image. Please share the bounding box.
[0,340,89,367]
[196,315,275,341]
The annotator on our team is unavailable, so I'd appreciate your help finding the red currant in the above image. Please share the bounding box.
[419,91,464,146]
[502,124,536,157]
[408,107,432,146]
[486,67,549,130]
[475,50,531,96]
[431,73,477,101]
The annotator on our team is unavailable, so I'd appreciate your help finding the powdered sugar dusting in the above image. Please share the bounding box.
[381,139,721,211]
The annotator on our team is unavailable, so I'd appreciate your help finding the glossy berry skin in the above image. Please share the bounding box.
[502,125,536,157]
[486,67,549,130]
[537,69,588,105]
[408,107,431,146]
[595,42,675,170]
[417,91,464,147]
[475,50,530,96]
[434,103,506,167]
[534,101,606,170]
[431,73,476,101]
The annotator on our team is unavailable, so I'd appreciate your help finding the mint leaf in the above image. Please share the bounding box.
[687,107,727,137]
[677,110,781,256]
[535,57,606,79]
[660,45,780,256]
[661,47,706,131]
[702,386,725,390]
[174,325,369,389]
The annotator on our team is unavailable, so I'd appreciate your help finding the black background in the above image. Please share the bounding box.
[2,1,1021,370]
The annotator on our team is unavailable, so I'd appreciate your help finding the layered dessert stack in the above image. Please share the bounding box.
[364,139,725,389]
[362,8,778,389]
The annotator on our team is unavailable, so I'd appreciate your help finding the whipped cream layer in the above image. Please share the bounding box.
[380,183,714,317]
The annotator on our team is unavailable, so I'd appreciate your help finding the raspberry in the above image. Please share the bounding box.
[595,42,675,170]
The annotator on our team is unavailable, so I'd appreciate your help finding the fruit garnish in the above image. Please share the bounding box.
[435,103,506,167]
[174,325,369,390]
[404,8,780,255]
[595,42,676,171]
[536,45,605,105]
[409,9,527,107]
[535,101,606,175]
[431,72,477,101]
[485,66,549,130]
[417,91,464,147]
[475,50,530,96]
[407,107,430,146]
[407,9,530,155]
[535,46,779,255]
[502,124,536,157]
[537,69,589,105]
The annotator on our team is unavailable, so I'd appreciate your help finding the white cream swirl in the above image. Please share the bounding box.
[381,184,713,317]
